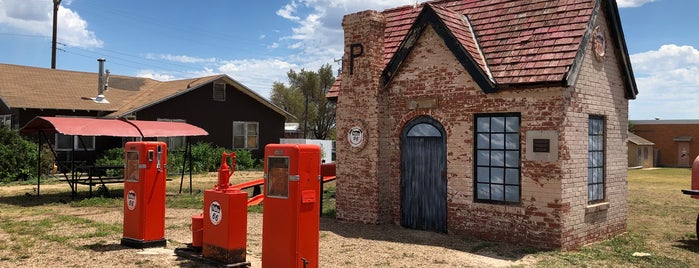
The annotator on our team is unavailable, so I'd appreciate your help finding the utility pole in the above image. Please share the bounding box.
[51,0,61,69]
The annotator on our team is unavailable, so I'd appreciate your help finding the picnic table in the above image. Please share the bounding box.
[61,164,124,197]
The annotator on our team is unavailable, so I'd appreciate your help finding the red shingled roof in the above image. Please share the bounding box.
[384,0,593,85]
[329,0,637,99]
[327,74,341,100]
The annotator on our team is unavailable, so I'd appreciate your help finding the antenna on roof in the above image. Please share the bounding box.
[93,58,109,103]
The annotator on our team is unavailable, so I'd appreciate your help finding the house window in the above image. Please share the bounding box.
[0,114,11,128]
[475,114,521,204]
[643,147,649,160]
[213,82,226,101]
[157,118,186,149]
[55,134,95,151]
[233,121,258,149]
[588,116,605,203]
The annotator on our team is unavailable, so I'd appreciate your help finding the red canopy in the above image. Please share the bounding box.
[20,116,208,137]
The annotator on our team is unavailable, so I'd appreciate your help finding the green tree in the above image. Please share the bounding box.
[314,64,336,139]
[271,64,336,139]
[0,126,53,182]
[270,81,304,121]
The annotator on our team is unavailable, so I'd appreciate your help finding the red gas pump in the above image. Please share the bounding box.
[202,152,249,265]
[262,144,321,268]
[691,157,699,200]
[121,141,167,248]
[681,156,699,241]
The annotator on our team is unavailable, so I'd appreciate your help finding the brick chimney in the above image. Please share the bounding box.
[335,10,386,224]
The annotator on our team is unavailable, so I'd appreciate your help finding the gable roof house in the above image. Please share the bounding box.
[0,62,292,160]
[627,132,655,168]
[332,0,636,250]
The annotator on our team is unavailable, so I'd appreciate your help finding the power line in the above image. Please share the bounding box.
[58,44,195,75]
[0,32,211,76]
[1,2,283,77]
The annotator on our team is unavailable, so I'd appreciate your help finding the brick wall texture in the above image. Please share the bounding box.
[336,8,627,250]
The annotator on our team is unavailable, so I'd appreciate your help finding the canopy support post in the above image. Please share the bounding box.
[36,132,42,197]
[179,138,194,195]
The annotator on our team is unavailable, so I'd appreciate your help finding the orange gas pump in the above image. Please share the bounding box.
[262,144,321,268]
[121,141,167,248]
[202,152,249,264]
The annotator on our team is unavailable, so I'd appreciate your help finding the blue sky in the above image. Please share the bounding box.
[0,0,696,120]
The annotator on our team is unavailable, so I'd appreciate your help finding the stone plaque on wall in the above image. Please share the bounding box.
[526,130,558,162]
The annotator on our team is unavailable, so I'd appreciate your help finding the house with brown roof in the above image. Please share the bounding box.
[0,62,292,160]
[331,0,637,250]
[627,132,654,168]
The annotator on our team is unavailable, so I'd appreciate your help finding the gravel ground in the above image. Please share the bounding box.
[0,173,539,267]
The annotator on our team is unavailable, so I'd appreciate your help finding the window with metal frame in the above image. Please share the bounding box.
[0,114,11,128]
[233,121,259,149]
[588,116,605,203]
[55,134,95,151]
[157,118,186,149]
[213,82,226,101]
[474,114,521,203]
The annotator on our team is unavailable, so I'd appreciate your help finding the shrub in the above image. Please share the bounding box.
[190,142,222,172]
[0,126,54,182]
[234,149,255,170]
[95,147,124,167]
[94,142,259,176]
[95,147,124,177]
[188,142,257,171]
[168,149,184,174]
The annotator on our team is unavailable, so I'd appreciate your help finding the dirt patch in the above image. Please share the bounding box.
[0,172,539,267]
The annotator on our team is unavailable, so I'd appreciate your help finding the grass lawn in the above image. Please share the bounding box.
[537,168,699,267]
[1,168,698,267]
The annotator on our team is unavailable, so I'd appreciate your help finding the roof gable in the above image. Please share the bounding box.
[381,3,495,92]
[106,74,294,120]
[603,0,638,99]
[364,0,637,98]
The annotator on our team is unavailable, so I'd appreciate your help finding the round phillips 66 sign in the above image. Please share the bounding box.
[348,126,365,149]
[209,201,222,225]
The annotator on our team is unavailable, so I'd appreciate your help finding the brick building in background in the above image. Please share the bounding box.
[631,120,699,168]
[330,0,637,250]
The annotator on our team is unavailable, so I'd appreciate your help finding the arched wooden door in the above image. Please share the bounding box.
[400,116,447,233]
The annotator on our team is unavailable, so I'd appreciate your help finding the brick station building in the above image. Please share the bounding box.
[330,0,637,250]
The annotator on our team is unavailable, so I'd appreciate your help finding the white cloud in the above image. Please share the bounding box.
[148,53,217,64]
[276,1,300,21]
[137,1,426,99]
[616,0,656,8]
[218,58,299,98]
[2,0,49,21]
[0,0,102,48]
[273,1,426,72]
[56,8,103,48]
[135,70,178,81]
[629,44,699,119]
